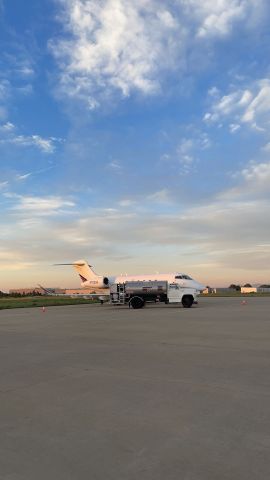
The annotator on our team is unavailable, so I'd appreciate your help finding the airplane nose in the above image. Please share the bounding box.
[196,282,205,291]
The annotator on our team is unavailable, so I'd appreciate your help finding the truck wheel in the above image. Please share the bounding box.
[182,295,193,308]
[129,296,145,309]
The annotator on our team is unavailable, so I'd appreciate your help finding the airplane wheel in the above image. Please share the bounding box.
[129,296,145,309]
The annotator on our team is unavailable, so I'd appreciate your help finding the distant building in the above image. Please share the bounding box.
[51,288,66,294]
[241,287,257,294]
[241,287,270,293]
[202,287,238,294]
[9,287,66,295]
[203,286,270,295]
[202,287,215,294]
[9,288,44,295]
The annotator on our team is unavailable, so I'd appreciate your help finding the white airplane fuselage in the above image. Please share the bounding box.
[110,273,204,291]
[71,260,205,293]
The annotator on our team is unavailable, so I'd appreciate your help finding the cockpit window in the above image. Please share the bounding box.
[175,274,193,280]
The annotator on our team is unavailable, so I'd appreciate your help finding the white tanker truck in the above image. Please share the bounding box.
[110,280,198,309]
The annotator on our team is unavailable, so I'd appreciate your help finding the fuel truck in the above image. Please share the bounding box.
[110,280,198,309]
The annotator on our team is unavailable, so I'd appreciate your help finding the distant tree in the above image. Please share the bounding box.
[259,284,270,288]
[243,283,252,288]
[229,284,241,291]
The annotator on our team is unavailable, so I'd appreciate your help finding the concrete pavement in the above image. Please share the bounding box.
[0,297,270,479]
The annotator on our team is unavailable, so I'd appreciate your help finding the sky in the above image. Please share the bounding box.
[1,0,270,290]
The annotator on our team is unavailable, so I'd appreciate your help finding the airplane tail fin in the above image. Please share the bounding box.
[72,260,98,284]
[55,260,108,288]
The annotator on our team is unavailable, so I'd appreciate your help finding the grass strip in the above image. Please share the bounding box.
[0,296,100,310]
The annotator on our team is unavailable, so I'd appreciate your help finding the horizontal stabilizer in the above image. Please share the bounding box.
[54,262,92,267]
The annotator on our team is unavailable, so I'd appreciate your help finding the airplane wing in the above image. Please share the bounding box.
[38,285,110,299]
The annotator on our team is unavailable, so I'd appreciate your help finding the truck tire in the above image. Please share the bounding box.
[129,296,145,309]
[182,295,193,308]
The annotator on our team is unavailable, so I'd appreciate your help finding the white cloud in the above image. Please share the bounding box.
[0,106,7,121]
[24,197,270,273]
[118,198,135,207]
[0,80,10,120]
[208,86,220,97]
[0,80,11,101]
[229,123,241,133]
[1,176,270,285]
[0,49,35,128]
[262,142,270,152]
[204,79,270,131]
[147,189,171,203]
[224,159,270,199]
[177,139,195,173]
[16,173,32,181]
[241,161,270,181]
[186,0,264,38]
[178,138,194,155]
[16,84,33,96]
[51,0,267,107]
[0,123,64,153]
[199,132,211,149]
[107,160,122,172]
[17,65,35,77]
[242,80,270,126]
[0,121,15,132]
[175,132,211,174]
[5,194,76,216]
[51,0,184,101]
[10,134,56,153]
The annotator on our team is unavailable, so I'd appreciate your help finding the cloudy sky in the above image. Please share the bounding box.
[1,0,270,289]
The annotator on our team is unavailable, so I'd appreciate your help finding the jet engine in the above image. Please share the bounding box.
[84,276,110,288]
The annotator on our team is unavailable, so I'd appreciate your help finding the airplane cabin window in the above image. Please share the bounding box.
[175,274,193,280]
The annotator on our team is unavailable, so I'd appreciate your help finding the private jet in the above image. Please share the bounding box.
[56,260,205,294]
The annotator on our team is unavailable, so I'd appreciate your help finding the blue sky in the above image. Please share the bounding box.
[1,0,270,289]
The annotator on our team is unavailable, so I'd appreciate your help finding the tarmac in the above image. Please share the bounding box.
[0,297,270,480]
